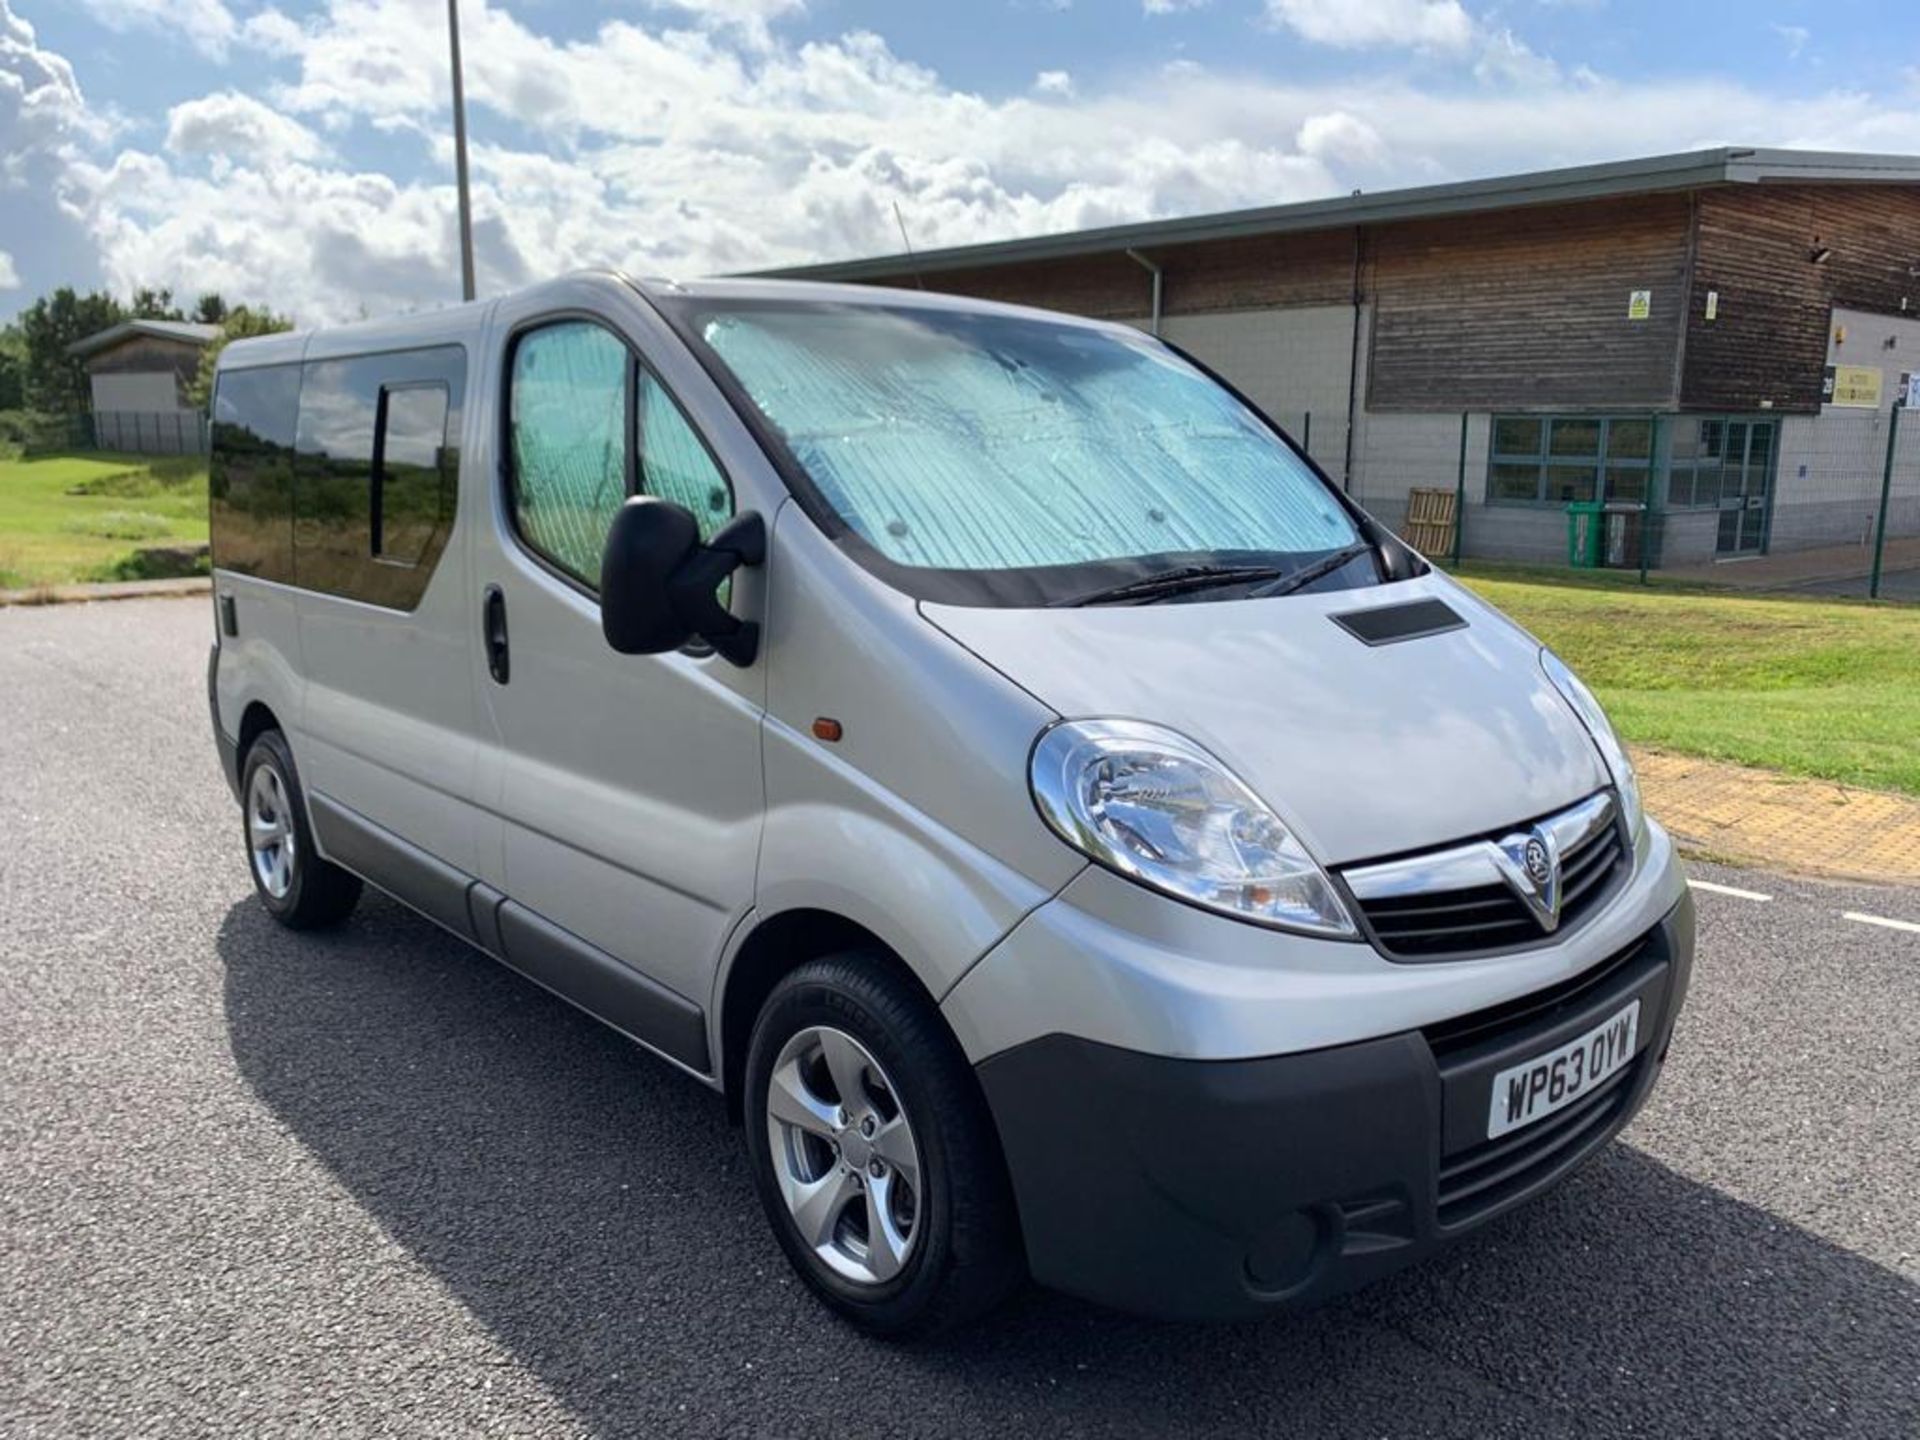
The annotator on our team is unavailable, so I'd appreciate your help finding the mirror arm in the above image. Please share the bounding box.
[669,510,767,667]
[708,511,766,568]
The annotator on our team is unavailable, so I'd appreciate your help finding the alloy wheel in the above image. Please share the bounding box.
[247,762,296,899]
[765,1025,922,1285]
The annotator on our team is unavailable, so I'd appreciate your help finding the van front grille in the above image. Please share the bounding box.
[1343,794,1626,960]
[1421,937,1649,1062]
[1435,1063,1637,1228]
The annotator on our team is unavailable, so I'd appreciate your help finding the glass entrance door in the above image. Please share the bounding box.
[1715,419,1775,555]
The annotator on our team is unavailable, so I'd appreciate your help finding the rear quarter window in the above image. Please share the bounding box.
[293,345,466,610]
[210,365,302,583]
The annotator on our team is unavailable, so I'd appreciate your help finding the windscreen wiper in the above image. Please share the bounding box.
[1051,563,1287,608]
[1248,542,1378,600]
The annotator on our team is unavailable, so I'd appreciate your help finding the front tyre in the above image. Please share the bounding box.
[241,728,362,930]
[744,955,1024,1336]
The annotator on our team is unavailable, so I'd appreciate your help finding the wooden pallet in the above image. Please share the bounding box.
[1402,487,1458,557]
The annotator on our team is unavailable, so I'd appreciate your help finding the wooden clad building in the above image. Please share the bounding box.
[67,320,221,455]
[766,149,1920,570]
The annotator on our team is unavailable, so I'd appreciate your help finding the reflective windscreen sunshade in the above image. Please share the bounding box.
[694,304,1357,573]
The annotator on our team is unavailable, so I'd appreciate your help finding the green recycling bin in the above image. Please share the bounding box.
[1566,501,1605,568]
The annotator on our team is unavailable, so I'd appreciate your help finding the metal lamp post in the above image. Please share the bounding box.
[447,0,477,303]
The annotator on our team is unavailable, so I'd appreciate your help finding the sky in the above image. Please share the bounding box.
[2,0,1918,325]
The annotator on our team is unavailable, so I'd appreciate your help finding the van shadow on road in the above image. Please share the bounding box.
[218,894,1918,1439]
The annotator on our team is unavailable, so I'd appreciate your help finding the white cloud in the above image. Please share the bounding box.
[637,0,806,49]
[1474,28,1560,86]
[1772,23,1810,59]
[1264,0,1474,52]
[1,0,106,192]
[74,0,239,61]
[1143,0,1208,14]
[642,0,805,23]
[238,7,306,56]
[1296,111,1388,168]
[1033,69,1074,96]
[166,92,327,167]
[0,249,18,288]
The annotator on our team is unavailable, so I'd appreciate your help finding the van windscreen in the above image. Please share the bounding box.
[668,299,1368,607]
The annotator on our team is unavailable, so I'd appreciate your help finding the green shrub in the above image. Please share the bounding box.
[148,455,206,484]
[61,509,174,541]
[65,457,205,498]
[89,544,211,582]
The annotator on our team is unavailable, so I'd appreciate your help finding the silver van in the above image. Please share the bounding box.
[207,271,1693,1334]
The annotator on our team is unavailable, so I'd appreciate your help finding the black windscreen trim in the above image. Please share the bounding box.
[1332,598,1467,646]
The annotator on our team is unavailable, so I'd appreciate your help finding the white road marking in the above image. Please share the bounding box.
[1842,911,1920,935]
[1688,879,1773,902]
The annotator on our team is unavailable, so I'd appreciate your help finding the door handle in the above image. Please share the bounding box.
[483,585,510,684]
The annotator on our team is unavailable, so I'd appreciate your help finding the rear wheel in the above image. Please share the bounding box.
[743,954,1024,1336]
[241,728,361,930]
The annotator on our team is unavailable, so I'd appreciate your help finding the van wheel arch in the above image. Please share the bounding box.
[720,910,942,1123]
[237,701,281,763]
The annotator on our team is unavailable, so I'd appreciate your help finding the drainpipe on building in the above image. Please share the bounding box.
[1341,227,1365,494]
[1125,250,1163,336]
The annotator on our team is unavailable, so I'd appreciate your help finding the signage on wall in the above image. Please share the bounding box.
[1626,290,1652,321]
[1704,290,1719,322]
[1823,364,1884,408]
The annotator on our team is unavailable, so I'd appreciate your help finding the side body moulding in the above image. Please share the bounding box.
[308,792,712,1076]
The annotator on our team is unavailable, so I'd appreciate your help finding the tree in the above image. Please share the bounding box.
[18,288,127,414]
[129,286,183,321]
[186,304,297,409]
[193,293,229,326]
[0,324,26,412]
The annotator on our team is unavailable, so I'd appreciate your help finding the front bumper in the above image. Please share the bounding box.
[975,893,1694,1321]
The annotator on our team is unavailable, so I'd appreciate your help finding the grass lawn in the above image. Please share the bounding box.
[0,452,209,588]
[1456,565,1920,797]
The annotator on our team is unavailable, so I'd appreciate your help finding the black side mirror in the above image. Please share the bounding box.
[601,496,766,666]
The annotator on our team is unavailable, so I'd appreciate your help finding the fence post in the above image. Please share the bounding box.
[1869,403,1901,600]
[1641,411,1662,586]
[1451,411,1468,564]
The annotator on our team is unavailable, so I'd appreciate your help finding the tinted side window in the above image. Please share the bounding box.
[637,371,733,541]
[294,345,465,609]
[509,322,631,588]
[374,384,451,567]
[210,365,301,583]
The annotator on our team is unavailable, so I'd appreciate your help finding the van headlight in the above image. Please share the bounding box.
[1029,718,1357,938]
[1541,649,1645,844]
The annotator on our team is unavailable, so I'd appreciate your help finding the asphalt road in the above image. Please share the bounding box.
[3,596,1917,1439]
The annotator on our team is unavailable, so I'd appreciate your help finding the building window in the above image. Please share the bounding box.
[1488,415,1652,507]
[1665,416,1776,510]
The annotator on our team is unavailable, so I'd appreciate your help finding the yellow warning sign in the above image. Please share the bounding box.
[1826,365,1883,408]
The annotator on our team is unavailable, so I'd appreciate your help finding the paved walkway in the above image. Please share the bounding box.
[1636,747,1920,887]
[0,576,210,607]
[1660,535,1920,597]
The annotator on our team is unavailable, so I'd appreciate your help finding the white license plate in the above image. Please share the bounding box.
[1486,1000,1640,1140]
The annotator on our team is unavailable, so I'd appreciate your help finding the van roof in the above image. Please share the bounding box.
[215,269,1124,374]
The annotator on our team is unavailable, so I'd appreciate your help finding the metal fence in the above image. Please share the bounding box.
[21,410,209,457]
[1271,405,1919,603]
[91,410,210,457]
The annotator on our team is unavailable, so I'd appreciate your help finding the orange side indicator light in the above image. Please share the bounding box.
[812,717,843,743]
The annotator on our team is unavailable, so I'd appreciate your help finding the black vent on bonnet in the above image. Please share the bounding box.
[1331,598,1467,646]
